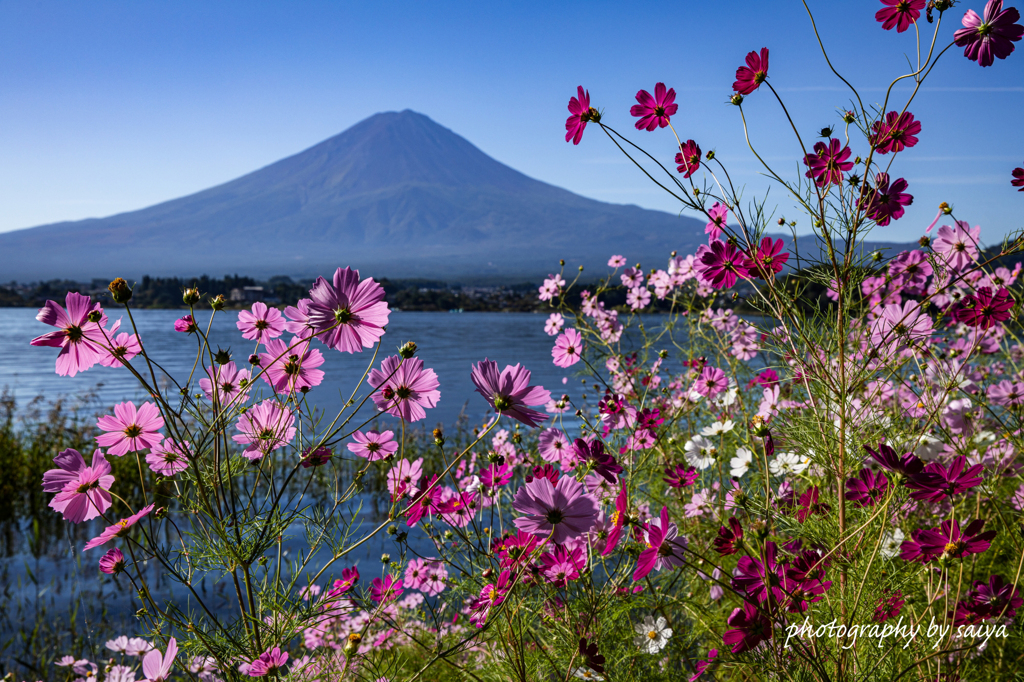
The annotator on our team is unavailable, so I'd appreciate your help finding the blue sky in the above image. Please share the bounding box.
[1,0,1021,245]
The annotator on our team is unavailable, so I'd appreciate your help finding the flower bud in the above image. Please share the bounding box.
[108,278,132,304]
[154,506,168,519]
[705,150,715,161]
[693,187,701,197]
[730,93,744,106]
[210,294,226,311]
[940,201,952,214]
[87,310,103,323]
[559,259,565,266]
[387,524,397,536]
[871,251,882,262]
[214,347,232,365]
[777,218,786,225]
[443,530,454,541]
[578,265,584,272]
[842,110,856,124]
[380,553,391,564]
[344,633,362,655]
[818,126,834,138]
[433,427,445,446]
[248,353,261,366]
[934,0,951,10]
[399,341,417,359]
[919,236,931,248]
[511,431,522,445]
[182,287,201,305]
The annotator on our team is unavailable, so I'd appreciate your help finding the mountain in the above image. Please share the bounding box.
[0,110,717,283]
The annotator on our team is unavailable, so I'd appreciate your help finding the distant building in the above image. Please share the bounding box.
[230,286,265,303]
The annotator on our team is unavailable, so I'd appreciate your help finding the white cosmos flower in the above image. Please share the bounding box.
[684,435,716,470]
[711,378,739,408]
[633,614,673,654]
[700,420,735,437]
[880,528,905,559]
[914,434,944,461]
[730,447,753,478]
[768,451,810,477]
[571,667,605,681]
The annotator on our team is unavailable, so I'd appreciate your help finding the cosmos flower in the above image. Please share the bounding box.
[634,506,687,580]
[900,519,996,563]
[743,237,789,278]
[371,574,404,603]
[84,504,155,551]
[846,468,889,507]
[99,548,126,575]
[42,448,115,523]
[512,474,599,544]
[954,0,1023,67]
[732,48,769,95]
[199,362,252,405]
[140,639,177,682]
[145,438,191,477]
[713,517,744,555]
[952,287,1014,329]
[237,302,286,341]
[675,140,702,178]
[471,359,551,427]
[870,111,922,154]
[905,455,984,502]
[723,601,771,652]
[31,292,109,377]
[304,267,390,353]
[258,336,326,394]
[98,331,141,368]
[347,429,398,461]
[552,328,583,368]
[1013,165,1024,190]
[875,0,926,32]
[96,402,165,456]
[630,82,678,131]
[572,438,623,483]
[932,221,981,271]
[633,614,673,654]
[566,86,596,145]
[232,400,296,460]
[693,240,750,289]
[704,203,728,241]
[803,139,854,187]
[863,173,913,226]
[368,355,441,422]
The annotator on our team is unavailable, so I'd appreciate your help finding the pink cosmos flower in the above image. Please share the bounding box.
[347,429,398,461]
[863,173,913,226]
[705,203,728,240]
[695,366,728,398]
[552,328,583,368]
[733,48,769,95]
[404,557,431,590]
[232,400,296,460]
[388,457,424,498]
[99,547,125,574]
[84,504,155,550]
[953,287,1013,329]
[876,0,926,31]
[544,312,565,336]
[1013,166,1024,190]
[305,267,390,353]
[98,331,141,368]
[803,139,853,187]
[43,448,115,523]
[368,356,441,422]
[869,301,933,355]
[247,648,288,678]
[140,638,177,682]
[146,438,191,476]
[954,0,1023,67]
[888,250,932,291]
[607,255,627,267]
[237,302,286,341]
[468,570,512,627]
[634,506,687,580]
[871,111,922,154]
[471,359,551,427]
[630,82,678,131]
[626,287,651,310]
[174,315,197,333]
[538,428,572,466]
[566,86,596,145]
[743,237,789,279]
[31,292,109,377]
[511,475,599,544]
[932,221,981,271]
[199,361,252,405]
[371,574,404,603]
[675,140,702,177]
[259,336,325,394]
[988,379,1024,406]
[694,240,750,289]
[96,402,165,456]
[282,299,313,337]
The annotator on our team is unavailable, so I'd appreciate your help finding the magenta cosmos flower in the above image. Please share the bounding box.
[247,648,288,678]
[199,361,252,404]
[99,547,125,574]
[900,519,996,563]
[953,287,1014,328]
[954,0,1023,67]
[31,292,109,377]
[237,302,286,341]
[347,429,398,461]
[864,173,913,226]
[146,438,191,476]
[733,48,769,95]
[511,474,599,544]
[140,638,177,682]
[743,237,789,279]
[304,267,390,353]
[905,455,984,502]
[1013,165,1024,190]
[803,139,853,187]
[630,82,678,131]
[675,140,702,178]
[43,448,115,523]
[471,359,551,427]
[932,221,981,271]
[634,505,687,580]
[871,111,922,154]
[723,601,772,653]
[566,86,597,145]
[602,483,628,556]
[876,0,926,32]
[371,574,404,603]
[259,336,325,394]
[84,504,155,550]
[869,300,933,354]
[694,240,750,289]
[174,315,197,333]
[96,401,165,456]
[368,355,441,422]
[232,400,296,460]
[552,328,583,368]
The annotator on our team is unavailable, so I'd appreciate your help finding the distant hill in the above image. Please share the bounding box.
[0,110,726,282]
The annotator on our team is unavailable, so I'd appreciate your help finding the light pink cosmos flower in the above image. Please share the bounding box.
[106,665,136,682]
[146,438,191,476]
[538,428,573,466]
[544,313,565,336]
[511,475,599,544]
[43,448,115,523]
[608,255,627,268]
[237,301,286,341]
[232,400,296,460]
[247,648,288,678]
[259,336,326,394]
[199,361,253,405]
[695,366,728,399]
[471,359,551,427]
[620,267,644,288]
[552,328,583,368]
[99,548,125,574]
[304,267,390,353]
[705,203,729,241]
[388,457,424,498]
[31,292,109,377]
[538,274,566,302]
[98,331,141,368]
[140,638,177,682]
[368,356,441,422]
[347,429,398,461]
[282,299,313,337]
[404,557,431,590]
[422,560,448,596]
[870,301,934,355]
[96,402,165,456]
[932,222,981,272]
[626,287,651,310]
[84,504,155,550]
